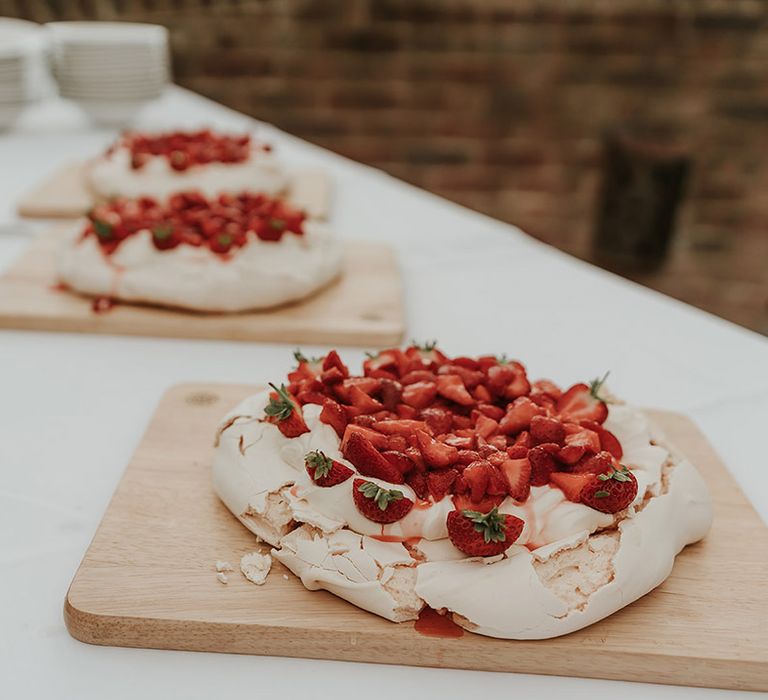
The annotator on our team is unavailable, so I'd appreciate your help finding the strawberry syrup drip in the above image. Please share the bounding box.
[49,282,69,292]
[371,532,422,546]
[91,296,115,314]
[414,607,465,638]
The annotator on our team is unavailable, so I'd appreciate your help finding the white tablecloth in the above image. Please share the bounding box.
[1,87,766,699]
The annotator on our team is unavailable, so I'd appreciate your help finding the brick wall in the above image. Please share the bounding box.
[5,0,768,334]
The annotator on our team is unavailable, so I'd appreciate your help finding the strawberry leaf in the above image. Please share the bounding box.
[589,372,611,401]
[305,450,333,479]
[264,383,294,422]
[462,507,507,544]
[358,481,404,510]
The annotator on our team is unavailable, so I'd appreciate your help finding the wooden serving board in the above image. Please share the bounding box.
[0,231,403,346]
[16,162,332,220]
[64,383,768,692]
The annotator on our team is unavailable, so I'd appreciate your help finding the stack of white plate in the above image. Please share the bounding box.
[47,21,170,125]
[0,19,50,129]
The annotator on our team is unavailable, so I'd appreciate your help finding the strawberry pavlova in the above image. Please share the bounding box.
[213,345,712,638]
[56,191,342,312]
[86,129,288,200]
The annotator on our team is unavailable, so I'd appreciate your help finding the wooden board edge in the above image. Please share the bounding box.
[62,590,768,692]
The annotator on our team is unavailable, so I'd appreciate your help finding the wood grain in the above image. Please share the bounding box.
[0,231,403,346]
[64,384,768,691]
[16,162,333,220]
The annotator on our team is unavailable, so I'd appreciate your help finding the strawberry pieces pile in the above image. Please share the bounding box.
[116,129,269,171]
[276,344,634,516]
[83,191,306,256]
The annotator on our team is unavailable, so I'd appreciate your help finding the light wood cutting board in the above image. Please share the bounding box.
[0,231,404,346]
[16,162,332,220]
[64,383,768,691]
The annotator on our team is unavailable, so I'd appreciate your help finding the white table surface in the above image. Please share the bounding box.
[1,87,766,699]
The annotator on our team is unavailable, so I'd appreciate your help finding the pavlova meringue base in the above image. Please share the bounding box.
[86,146,288,200]
[213,391,713,639]
[56,222,344,313]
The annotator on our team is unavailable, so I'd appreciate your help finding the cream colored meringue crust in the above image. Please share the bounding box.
[86,145,288,200]
[212,392,713,638]
[56,222,344,312]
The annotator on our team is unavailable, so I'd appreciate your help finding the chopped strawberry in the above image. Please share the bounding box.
[452,356,481,370]
[435,374,475,406]
[415,429,459,468]
[382,450,415,476]
[319,398,348,438]
[452,492,505,513]
[499,456,531,501]
[363,349,400,377]
[342,432,404,483]
[580,466,638,513]
[322,349,349,378]
[564,428,601,453]
[400,370,437,385]
[505,445,528,459]
[472,383,492,403]
[486,361,530,399]
[476,403,505,421]
[404,446,426,472]
[305,450,353,487]
[379,378,403,410]
[529,415,566,446]
[531,379,562,400]
[580,419,624,459]
[456,449,482,466]
[557,444,586,465]
[570,450,616,475]
[460,461,491,503]
[528,443,559,486]
[385,435,408,452]
[333,376,381,403]
[372,419,429,436]
[451,413,473,430]
[556,376,609,425]
[427,469,459,501]
[420,407,453,435]
[348,385,383,414]
[549,472,594,502]
[406,471,429,500]
[406,341,449,370]
[320,367,345,385]
[402,381,438,409]
[263,383,310,438]
[396,403,419,420]
[513,430,533,448]
[341,423,390,452]
[437,363,484,389]
[499,397,544,435]
[474,413,499,439]
[447,508,524,557]
[443,434,474,450]
[353,479,413,523]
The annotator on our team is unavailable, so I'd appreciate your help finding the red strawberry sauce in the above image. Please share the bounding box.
[414,607,465,638]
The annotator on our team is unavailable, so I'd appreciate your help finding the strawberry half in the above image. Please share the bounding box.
[353,479,414,523]
[305,450,353,487]
[580,466,638,513]
[342,431,404,483]
[319,398,348,438]
[499,455,531,501]
[446,507,524,557]
[264,383,310,438]
[556,374,610,424]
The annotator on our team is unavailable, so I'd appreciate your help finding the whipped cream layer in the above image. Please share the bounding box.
[56,222,343,312]
[213,391,713,636]
[86,145,288,200]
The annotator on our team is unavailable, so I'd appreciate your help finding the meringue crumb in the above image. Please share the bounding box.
[215,560,234,573]
[216,572,229,585]
[240,551,272,585]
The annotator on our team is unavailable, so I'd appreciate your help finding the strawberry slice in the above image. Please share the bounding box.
[342,432,404,483]
[322,349,349,378]
[435,374,475,406]
[420,407,453,435]
[341,423,390,452]
[427,468,459,501]
[263,383,310,438]
[382,450,415,476]
[353,479,414,523]
[305,450,353,487]
[406,471,429,500]
[372,419,429,436]
[460,460,491,503]
[528,443,559,486]
[474,413,499,439]
[499,456,531,501]
[415,429,459,468]
[549,472,594,502]
[570,450,617,475]
[402,381,438,409]
[580,419,623,459]
[348,385,383,414]
[447,507,524,557]
[396,403,419,420]
[580,466,638,513]
[452,492,505,513]
[499,397,544,435]
[529,415,566,446]
[556,375,610,424]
